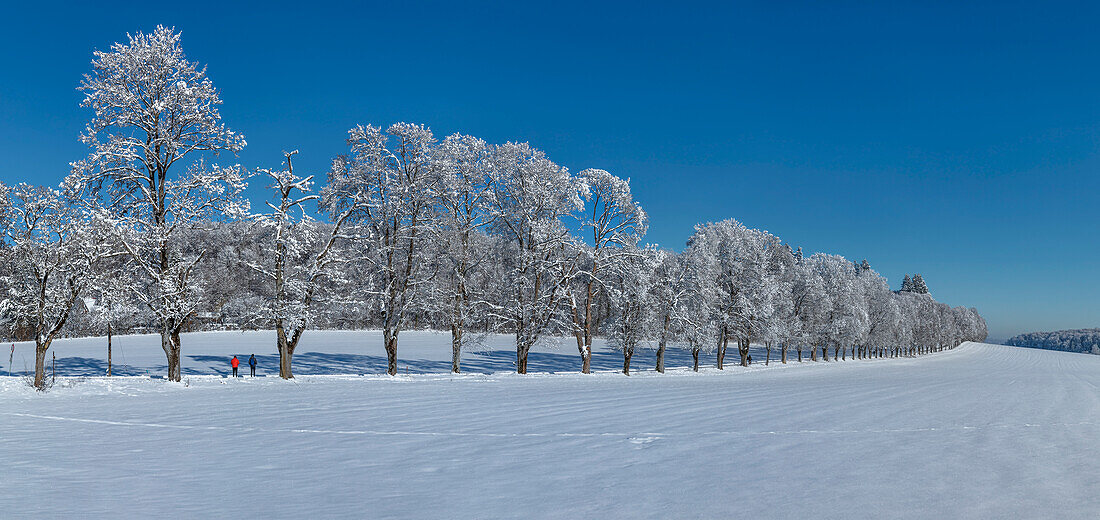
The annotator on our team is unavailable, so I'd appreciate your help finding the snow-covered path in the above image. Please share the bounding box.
[2,339,1099,519]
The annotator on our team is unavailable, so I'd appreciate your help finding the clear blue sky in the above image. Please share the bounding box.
[1,1,1097,341]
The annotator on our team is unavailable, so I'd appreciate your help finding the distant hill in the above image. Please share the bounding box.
[1005,329,1100,355]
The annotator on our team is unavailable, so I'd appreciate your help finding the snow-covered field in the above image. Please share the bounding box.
[2,332,1099,519]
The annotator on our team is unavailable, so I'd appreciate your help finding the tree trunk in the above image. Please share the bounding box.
[279,343,294,379]
[451,323,462,374]
[842,346,846,360]
[517,343,530,374]
[385,331,399,376]
[765,344,771,366]
[822,345,829,362]
[276,324,297,379]
[33,341,51,390]
[833,345,840,361]
[797,347,802,362]
[692,347,700,372]
[106,323,112,377]
[810,347,815,362]
[781,345,788,364]
[655,341,666,374]
[656,315,670,374]
[161,329,182,382]
[572,316,588,374]
[739,339,750,367]
[622,346,633,375]
[451,279,465,374]
[716,333,727,370]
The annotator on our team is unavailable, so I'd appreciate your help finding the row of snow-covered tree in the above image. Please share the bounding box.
[0,26,987,388]
[1005,329,1100,355]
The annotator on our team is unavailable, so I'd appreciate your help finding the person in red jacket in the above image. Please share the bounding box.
[231,355,239,377]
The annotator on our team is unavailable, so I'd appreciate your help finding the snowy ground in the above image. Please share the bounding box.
[2,333,1099,519]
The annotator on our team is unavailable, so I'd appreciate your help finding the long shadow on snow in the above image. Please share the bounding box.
[12,343,808,378]
[2,357,153,377]
[189,353,453,376]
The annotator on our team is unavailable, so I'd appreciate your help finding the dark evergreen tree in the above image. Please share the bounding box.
[901,274,913,292]
[912,274,929,294]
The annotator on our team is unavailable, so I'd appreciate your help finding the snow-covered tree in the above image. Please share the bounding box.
[567,168,648,373]
[727,228,786,367]
[66,26,248,381]
[860,274,896,358]
[687,219,782,368]
[649,250,690,372]
[85,259,142,376]
[323,123,439,375]
[901,274,913,292]
[250,151,362,378]
[808,253,868,361]
[483,142,584,373]
[605,245,658,375]
[431,134,494,373]
[759,242,795,365]
[679,226,723,371]
[789,256,827,362]
[911,273,929,294]
[0,183,114,388]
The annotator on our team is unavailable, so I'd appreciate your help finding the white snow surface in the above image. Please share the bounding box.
[2,332,1099,519]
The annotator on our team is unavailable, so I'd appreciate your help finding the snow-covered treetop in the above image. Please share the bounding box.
[70,25,245,215]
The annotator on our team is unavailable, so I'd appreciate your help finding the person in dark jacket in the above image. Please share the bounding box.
[249,354,257,377]
[231,355,239,377]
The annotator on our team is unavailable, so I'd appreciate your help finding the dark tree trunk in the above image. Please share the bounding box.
[739,339,750,367]
[107,323,112,377]
[692,347,700,372]
[451,278,466,374]
[622,346,633,375]
[765,344,771,366]
[33,341,51,390]
[517,343,530,374]
[581,276,596,374]
[656,314,670,374]
[451,324,462,374]
[384,331,398,376]
[797,347,802,362]
[573,320,589,374]
[655,341,666,374]
[161,329,182,382]
[279,344,294,379]
[716,333,727,370]
[276,323,300,379]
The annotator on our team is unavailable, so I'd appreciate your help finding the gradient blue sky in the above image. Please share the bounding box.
[0,1,1097,341]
